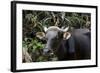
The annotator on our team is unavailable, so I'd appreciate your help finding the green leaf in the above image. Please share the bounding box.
[33,45,37,49]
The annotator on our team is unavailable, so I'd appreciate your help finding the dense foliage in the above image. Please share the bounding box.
[22,10,91,62]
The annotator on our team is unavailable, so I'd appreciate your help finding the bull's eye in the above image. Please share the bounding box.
[51,36,58,41]
[51,38,57,43]
[55,35,59,40]
[45,37,48,41]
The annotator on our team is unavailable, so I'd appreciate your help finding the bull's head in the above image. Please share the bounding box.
[36,26,71,55]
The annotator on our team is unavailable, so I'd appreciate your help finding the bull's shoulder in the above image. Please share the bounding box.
[72,28,90,35]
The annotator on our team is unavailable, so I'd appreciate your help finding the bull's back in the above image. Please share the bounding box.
[72,29,91,59]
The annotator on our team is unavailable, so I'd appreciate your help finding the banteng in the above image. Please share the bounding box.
[36,26,91,60]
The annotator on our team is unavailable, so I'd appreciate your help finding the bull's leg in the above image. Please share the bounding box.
[67,36,76,60]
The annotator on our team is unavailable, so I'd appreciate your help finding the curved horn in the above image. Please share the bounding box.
[43,26,69,32]
[43,26,48,32]
[61,26,69,32]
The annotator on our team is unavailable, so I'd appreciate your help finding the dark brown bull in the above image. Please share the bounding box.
[36,26,91,60]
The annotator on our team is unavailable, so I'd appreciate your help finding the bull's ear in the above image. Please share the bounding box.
[36,32,45,39]
[63,32,71,40]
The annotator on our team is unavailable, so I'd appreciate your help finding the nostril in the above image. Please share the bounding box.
[47,50,51,53]
[43,48,51,55]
